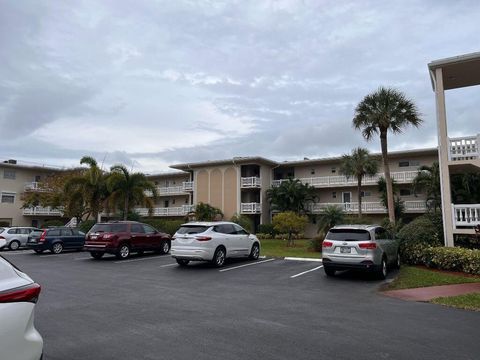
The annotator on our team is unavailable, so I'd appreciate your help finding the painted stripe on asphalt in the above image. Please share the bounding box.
[284,257,323,262]
[114,256,169,264]
[290,265,324,278]
[219,258,275,272]
[74,256,92,261]
[0,251,30,255]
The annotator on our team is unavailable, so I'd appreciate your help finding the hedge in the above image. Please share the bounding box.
[142,219,184,235]
[400,243,480,275]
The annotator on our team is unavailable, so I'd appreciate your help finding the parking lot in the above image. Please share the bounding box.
[3,250,480,360]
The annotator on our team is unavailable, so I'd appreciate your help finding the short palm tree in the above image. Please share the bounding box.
[412,162,441,211]
[107,165,157,220]
[353,87,422,223]
[266,178,317,214]
[340,147,379,218]
[317,205,344,234]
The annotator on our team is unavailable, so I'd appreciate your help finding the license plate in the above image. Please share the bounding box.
[90,235,97,240]
[340,247,351,254]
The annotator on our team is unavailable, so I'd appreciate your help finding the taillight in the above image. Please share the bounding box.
[0,283,41,304]
[322,241,333,248]
[39,230,47,243]
[359,242,377,250]
[103,233,114,239]
[195,236,212,241]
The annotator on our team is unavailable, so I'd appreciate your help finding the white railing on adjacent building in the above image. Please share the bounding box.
[24,182,50,192]
[308,200,427,214]
[240,202,261,214]
[449,134,479,161]
[271,171,418,188]
[23,206,63,216]
[241,177,261,188]
[452,204,480,227]
[135,205,195,217]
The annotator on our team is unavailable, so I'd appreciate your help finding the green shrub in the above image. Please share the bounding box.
[401,243,480,275]
[257,223,276,236]
[397,213,443,247]
[309,235,324,252]
[0,221,10,227]
[142,219,184,235]
[79,220,96,233]
[455,235,480,250]
[42,219,65,227]
[230,213,254,233]
[255,233,271,240]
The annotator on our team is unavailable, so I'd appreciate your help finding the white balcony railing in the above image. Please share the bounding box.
[309,200,427,214]
[241,177,261,188]
[24,182,50,192]
[145,181,194,197]
[135,205,195,217]
[240,202,261,214]
[452,204,480,227]
[23,206,63,216]
[183,181,194,191]
[271,171,418,188]
[449,134,479,161]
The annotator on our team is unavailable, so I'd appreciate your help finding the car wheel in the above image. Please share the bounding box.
[394,253,401,269]
[9,240,20,251]
[34,249,44,254]
[90,251,104,260]
[52,243,63,254]
[324,267,335,277]
[116,244,130,260]
[249,243,260,260]
[212,247,226,267]
[176,259,190,266]
[160,240,170,254]
[377,257,388,280]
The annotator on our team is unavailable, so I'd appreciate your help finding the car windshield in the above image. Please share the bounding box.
[326,229,371,241]
[0,228,4,233]
[176,225,210,235]
[90,224,128,233]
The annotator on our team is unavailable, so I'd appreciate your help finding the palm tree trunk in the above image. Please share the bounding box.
[123,196,129,221]
[357,178,362,218]
[381,132,395,223]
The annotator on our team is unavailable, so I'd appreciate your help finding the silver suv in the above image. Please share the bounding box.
[0,227,42,250]
[321,225,400,279]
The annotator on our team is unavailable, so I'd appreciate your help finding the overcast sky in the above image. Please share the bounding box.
[1,0,479,173]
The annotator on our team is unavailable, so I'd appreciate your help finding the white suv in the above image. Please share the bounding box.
[0,238,43,360]
[171,222,261,267]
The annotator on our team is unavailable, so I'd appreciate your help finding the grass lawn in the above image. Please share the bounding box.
[260,239,322,259]
[385,266,480,291]
[431,293,480,312]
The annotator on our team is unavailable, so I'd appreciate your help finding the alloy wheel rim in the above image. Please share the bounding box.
[53,244,62,253]
[216,250,225,265]
[163,242,169,253]
[253,245,259,258]
[120,246,129,258]
[10,241,19,250]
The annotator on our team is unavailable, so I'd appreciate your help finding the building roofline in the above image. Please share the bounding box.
[428,52,480,70]
[0,162,64,172]
[428,52,480,90]
[145,171,190,178]
[170,156,278,170]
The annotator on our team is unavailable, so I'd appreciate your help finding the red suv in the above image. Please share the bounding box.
[84,221,171,260]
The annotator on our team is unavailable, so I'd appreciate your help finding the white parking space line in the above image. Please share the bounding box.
[219,258,275,272]
[159,263,177,268]
[0,251,30,255]
[284,257,323,262]
[290,265,324,278]
[74,256,93,261]
[114,256,169,264]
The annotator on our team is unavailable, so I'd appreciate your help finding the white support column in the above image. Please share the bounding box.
[434,68,455,247]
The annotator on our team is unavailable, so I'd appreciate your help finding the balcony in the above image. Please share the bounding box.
[24,182,50,192]
[449,134,479,161]
[240,202,261,214]
[135,205,195,217]
[271,171,418,188]
[452,204,480,227]
[241,177,261,188]
[145,181,195,197]
[309,200,427,214]
[23,206,63,216]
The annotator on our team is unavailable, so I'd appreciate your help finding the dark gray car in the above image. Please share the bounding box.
[321,225,400,279]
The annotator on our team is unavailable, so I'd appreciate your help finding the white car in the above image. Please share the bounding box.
[171,222,261,267]
[0,238,43,360]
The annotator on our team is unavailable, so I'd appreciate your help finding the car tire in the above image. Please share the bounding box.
[9,240,20,251]
[394,253,401,269]
[160,240,170,254]
[51,242,63,254]
[324,267,336,277]
[249,243,260,260]
[116,244,130,260]
[377,257,388,280]
[176,259,189,266]
[90,251,104,260]
[212,247,226,267]
[34,249,44,254]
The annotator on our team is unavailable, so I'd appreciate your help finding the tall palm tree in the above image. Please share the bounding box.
[266,178,317,214]
[340,147,379,218]
[412,162,441,211]
[107,165,157,220]
[353,87,422,223]
[64,156,109,221]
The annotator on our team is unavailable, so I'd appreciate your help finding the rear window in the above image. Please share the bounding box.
[326,229,371,241]
[176,225,210,235]
[90,224,128,233]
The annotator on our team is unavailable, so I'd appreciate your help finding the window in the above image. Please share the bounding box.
[400,189,412,196]
[48,229,61,236]
[399,160,420,167]
[361,191,371,197]
[331,167,336,174]
[398,161,410,167]
[310,169,315,175]
[213,224,236,234]
[90,223,128,233]
[326,229,370,241]
[143,224,157,234]
[8,228,18,234]
[3,170,16,179]
[375,227,388,240]
[172,199,176,205]
[61,229,73,236]
[131,224,145,233]
[19,228,31,235]
[176,225,209,234]
[232,224,248,235]
[1,192,15,203]
[185,198,188,204]
[164,200,169,208]
[332,191,337,199]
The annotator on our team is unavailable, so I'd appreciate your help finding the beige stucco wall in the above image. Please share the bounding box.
[196,170,209,204]
[224,167,238,218]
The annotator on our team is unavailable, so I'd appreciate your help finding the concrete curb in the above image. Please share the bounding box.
[284,257,323,262]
